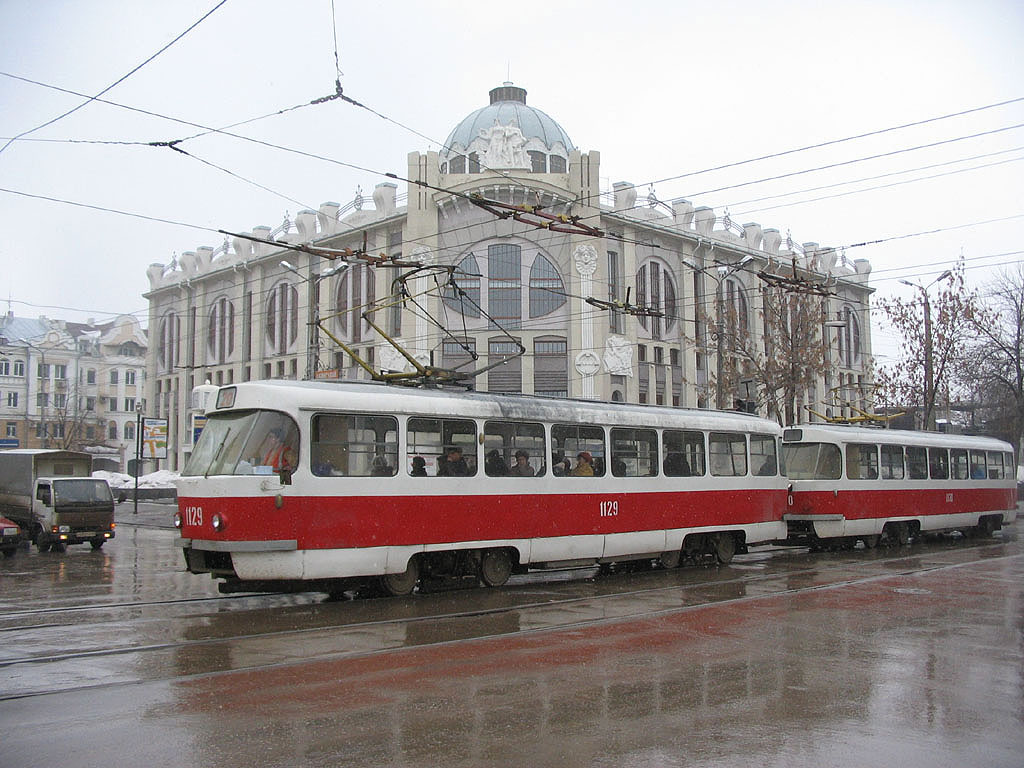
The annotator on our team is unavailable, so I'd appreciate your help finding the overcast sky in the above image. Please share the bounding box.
[1,0,1022,366]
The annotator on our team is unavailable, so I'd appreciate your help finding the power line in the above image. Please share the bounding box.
[0,0,229,156]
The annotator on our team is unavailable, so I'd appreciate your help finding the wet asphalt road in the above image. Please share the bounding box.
[1,501,1023,767]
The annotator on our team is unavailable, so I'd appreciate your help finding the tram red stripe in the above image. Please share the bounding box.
[179,489,787,549]
[789,487,1015,519]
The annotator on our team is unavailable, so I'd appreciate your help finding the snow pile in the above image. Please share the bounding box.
[93,470,180,489]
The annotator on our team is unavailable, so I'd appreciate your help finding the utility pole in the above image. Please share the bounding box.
[901,270,952,431]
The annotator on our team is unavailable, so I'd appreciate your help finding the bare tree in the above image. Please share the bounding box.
[875,257,977,430]
[713,284,829,425]
[965,264,1024,456]
[47,383,101,451]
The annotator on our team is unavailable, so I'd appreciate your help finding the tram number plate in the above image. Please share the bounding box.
[946,493,954,503]
[599,500,619,517]
[184,506,203,526]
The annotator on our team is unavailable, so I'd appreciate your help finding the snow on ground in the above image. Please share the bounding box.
[94,470,180,489]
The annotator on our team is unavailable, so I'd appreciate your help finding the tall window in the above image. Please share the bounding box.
[837,305,862,368]
[607,249,623,333]
[125,370,136,386]
[636,259,678,340]
[110,370,118,385]
[266,282,299,355]
[489,243,522,329]
[208,296,235,364]
[158,312,180,374]
[86,369,96,384]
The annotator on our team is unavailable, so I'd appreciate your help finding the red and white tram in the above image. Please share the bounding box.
[782,424,1017,548]
[175,380,789,594]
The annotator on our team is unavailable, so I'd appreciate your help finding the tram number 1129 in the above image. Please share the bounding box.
[599,500,619,517]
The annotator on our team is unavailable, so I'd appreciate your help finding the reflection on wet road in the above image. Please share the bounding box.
[2,519,1023,767]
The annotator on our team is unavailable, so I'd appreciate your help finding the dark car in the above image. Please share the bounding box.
[1,515,23,557]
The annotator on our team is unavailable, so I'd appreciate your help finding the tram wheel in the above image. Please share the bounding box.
[712,533,736,564]
[480,548,513,587]
[861,535,879,549]
[975,516,998,537]
[380,557,420,596]
[658,549,681,569]
[887,522,910,547]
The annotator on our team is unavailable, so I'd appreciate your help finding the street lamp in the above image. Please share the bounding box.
[281,260,347,380]
[899,270,953,430]
[684,256,753,409]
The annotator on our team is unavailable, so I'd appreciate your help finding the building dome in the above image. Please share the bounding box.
[440,83,574,174]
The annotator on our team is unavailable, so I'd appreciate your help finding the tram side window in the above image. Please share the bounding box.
[987,451,1005,479]
[407,417,477,477]
[782,442,841,480]
[311,413,397,477]
[749,434,778,476]
[709,432,747,477]
[610,428,658,477]
[880,444,904,480]
[552,424,605,477]
[906,446,928,479]
[928,447,949,480]
[663,430,705,477]
[950,449,969,480]
[969,451,987,480]
[846,444,879,480]
[483,421,545,477]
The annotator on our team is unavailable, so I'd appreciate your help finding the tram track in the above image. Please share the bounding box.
[1,538,1014,702]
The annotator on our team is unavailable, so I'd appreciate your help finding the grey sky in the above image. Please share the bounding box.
[1,0,1022,366]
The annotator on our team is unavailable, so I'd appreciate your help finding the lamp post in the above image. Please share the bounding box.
[900,270,953,431]
[684,256,753,409]
[281,260,347,380]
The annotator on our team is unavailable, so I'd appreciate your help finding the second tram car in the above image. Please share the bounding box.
[782,424,1017,548]
[175,381,789,594]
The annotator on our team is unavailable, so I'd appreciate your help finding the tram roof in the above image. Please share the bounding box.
[210,380,782,433]
[785,423,1013,452]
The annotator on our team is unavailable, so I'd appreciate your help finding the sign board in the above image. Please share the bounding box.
[0,438,19,449]
[191,414,208,447]
[140,418,168,459]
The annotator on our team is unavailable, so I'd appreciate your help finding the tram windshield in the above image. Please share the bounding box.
[183,410,299,476]
[783,442,842,480]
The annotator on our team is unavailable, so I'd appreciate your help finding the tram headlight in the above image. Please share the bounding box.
[211,513,225,532]
[173,511,182,529]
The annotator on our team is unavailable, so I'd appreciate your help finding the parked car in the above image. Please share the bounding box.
[1,515,23,557]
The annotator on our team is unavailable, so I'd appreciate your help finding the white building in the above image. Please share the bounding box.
[145,83,873,469]
[0,313,147,470]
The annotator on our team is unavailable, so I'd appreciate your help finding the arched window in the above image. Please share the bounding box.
[265,282,299,356]
[442,244,565,328]
[443,254,481,318]
[636,258,679,340]
[335,264,376,342]
[207,296,235,365]
[158,312,179,374]
[529,255,565,318]
[724,278,749,336]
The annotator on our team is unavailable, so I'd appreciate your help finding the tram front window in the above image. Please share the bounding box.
[183,410,299,476]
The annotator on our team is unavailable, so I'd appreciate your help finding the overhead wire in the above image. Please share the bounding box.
[0,0,229,156]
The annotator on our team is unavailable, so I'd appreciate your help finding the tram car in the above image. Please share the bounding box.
[175,380,789,595]
[782,424,1017,548]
